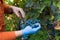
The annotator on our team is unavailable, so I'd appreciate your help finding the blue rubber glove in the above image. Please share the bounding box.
[21,23,41,36]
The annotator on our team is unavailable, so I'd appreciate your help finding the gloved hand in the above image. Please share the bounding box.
[21,23,41,36]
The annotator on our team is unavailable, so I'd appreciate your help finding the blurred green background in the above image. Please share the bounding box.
[5,0,60,40]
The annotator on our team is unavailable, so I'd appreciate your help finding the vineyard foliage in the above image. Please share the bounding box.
[5,0,60,40]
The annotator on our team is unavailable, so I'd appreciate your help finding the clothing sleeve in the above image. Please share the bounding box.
[3,4,13,14]
[0,31,16,40]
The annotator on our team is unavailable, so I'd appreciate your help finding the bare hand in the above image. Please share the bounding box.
[10,6,25,18]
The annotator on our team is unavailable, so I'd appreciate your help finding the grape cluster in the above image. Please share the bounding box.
[21,19,40,29]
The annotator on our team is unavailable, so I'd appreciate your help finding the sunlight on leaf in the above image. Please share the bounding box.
[20,0,22,1]
[7,17,12,20]
[10,0,14,2]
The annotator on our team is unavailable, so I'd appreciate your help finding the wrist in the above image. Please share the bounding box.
[9,7,13,13]
[8,6,13,13]
[15,31,22,37]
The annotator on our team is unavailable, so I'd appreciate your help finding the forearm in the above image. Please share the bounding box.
[3,4,13,14]
[0,31,22,40]
[0,31,16,40]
